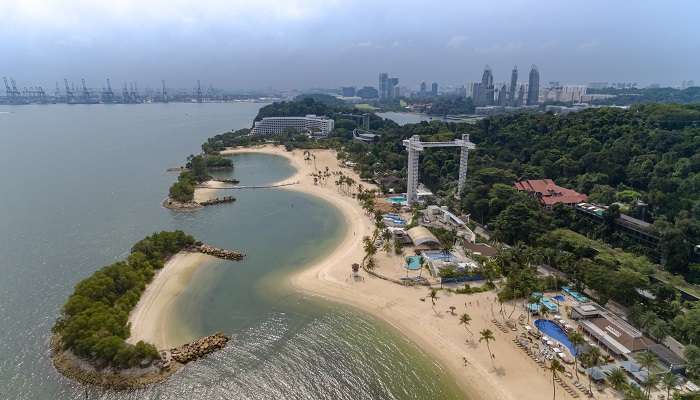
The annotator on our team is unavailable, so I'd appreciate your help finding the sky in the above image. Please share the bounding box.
[1,0,699,91]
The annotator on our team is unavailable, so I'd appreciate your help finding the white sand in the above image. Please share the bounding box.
[132,144,595,399]
[127,252,213,349]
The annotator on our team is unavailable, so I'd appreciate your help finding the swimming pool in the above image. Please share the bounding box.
[406,255,422,270]
[534,319,577,356]
[562,286,589,303]
[388,195,407,204]
[553,295,565,302]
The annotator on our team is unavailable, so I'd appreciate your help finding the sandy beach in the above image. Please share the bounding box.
[128,252,214,349]
[131,144,584,399]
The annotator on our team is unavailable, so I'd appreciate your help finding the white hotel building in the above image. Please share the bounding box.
[251,114,335,136]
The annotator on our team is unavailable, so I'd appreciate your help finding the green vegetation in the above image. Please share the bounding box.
[427,95,475,116]
[167,152,233,203]
[589,86,700,106]
[52,231,196,369]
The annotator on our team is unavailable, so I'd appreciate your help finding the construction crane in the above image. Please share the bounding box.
[54,82,61,101]
[196,80,203,103]
[3,77,12,98]
[81,78,96,103]
[102,78,115,103]
[129,82,139,103]
[161,80,168,103]
[64,79,74,103]
[122,83,130,103]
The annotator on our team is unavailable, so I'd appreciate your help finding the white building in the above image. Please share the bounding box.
[251,114,334,136]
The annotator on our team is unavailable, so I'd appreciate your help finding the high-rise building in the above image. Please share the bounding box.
[431,82,438,96]
[517,83,526,106]
[379,73,389,100]
[468,82,482,102]
[420,81,427,94]
[527,65,540,105]
[379,73,399,100]
[509,66,518,105]
[480,65,495,105]
[341,86,356,97]
[497,83,508,105]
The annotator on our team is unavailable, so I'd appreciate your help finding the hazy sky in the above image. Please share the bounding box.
[1,0,699,91]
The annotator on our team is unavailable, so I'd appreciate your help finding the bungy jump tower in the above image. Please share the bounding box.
[402,134,476,205]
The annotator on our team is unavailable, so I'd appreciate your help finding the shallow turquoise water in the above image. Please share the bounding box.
[0,104,464,399]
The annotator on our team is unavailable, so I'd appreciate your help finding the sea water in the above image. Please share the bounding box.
[0,103,463,399]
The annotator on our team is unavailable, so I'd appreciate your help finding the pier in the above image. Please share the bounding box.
[195,181,299,190]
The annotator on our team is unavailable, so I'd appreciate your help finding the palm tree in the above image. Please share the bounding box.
[479,329,496,365]
[539,304,550,320]
[548,358,565,400]
[362,236,376,261]
[637,351,657,399]
[607,367,627,392]
[428,288,439,315]
[661,372,678,400]
[568,331,585,380]
[459,313,473,336]
[642,374,659,400]
[584,347,601,395]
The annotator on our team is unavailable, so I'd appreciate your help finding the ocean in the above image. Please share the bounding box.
[0,103,462,399]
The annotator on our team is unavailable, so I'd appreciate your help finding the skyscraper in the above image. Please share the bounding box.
[379,73,389,100]
[431,82,438,96]
[509,66,518,105]
[389,77,399,99]
[420,81,427,95]
[497,83,507,105]
[527,65,540,105]
[379,73,399,100]
[480,65,494,105]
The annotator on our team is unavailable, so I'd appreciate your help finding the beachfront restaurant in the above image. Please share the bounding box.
[576,311,651,358]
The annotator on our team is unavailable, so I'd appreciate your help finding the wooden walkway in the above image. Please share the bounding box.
[196,181,299,190]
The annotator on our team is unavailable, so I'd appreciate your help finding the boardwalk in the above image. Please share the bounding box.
[195,181,299,190]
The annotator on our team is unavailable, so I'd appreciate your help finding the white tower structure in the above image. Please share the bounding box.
[402,134,476,205]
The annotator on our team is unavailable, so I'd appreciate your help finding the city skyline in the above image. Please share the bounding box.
[1,0,699,89]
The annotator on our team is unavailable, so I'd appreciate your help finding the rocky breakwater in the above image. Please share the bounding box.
[195,243,245,261]
[199,196,236,206]
[167,333,229,365]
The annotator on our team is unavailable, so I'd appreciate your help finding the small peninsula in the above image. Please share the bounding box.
[166,153,237,210]
[51,231,243,389]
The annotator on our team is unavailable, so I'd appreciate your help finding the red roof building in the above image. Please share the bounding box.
[514,179,587,208]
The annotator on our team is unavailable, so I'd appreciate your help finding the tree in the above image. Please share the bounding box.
[607,367,627,391]
[428,288,439,315]
[637,351,657,400]
[583,347,602,395]
[568,331,585,380]
[548,358,565,400]
[685,345,700,379]
[459,313,473,336]
[479,329,496,366]
[661,372,679,400]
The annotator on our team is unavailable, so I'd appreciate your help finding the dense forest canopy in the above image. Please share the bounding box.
[53,231,196,369]
[590,86,700,106]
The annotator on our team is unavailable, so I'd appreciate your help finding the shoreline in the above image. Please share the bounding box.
[220,145,577,400]
[131,144,577,399]
[128,252,214,349]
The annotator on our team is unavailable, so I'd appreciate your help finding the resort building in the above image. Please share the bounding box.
[514,179,588,208]
[571,304,652,358]
[406,226,441,250]
[251,114,334,136]
[575,202,660,253]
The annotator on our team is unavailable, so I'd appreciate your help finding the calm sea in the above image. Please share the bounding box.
[0,103,462,399]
